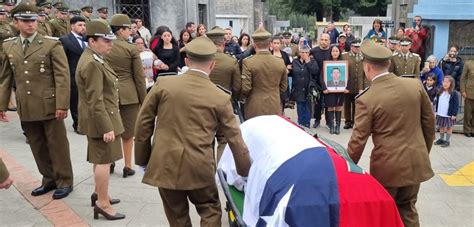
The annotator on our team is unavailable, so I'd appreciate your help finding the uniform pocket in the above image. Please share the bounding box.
[43,89,56,115]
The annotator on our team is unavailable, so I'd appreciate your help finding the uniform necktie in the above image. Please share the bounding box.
[23,39,30,54]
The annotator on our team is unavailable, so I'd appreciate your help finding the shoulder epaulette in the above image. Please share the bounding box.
[216,84,232,95]
[3,37,16,42]
[355,86,370,99]
[43,36,59,41]
[392,52,398,56]
[93,54,104,64]
[412,53,419,56]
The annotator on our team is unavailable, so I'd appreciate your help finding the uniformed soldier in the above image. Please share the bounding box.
[0,1,74,199]
[0,157,13,189]
[341,38,366,129]
[105,14,146,177]
[48,4,70,37]
[96,7,109,25]
[0,6,14,52]
[460,60,474,137]
[49,0,63,20]
[38,1,53,21]
[76,20,125,221]
[68,9,81,17]
[347,40,435,227]
[389,37,421,78]
[240,27,288,120]
[388,35,400,54]
[80,5,93,22]
[37,7,53,36]
[2,0,15,23]
[134,36,251,227]
[206,26,241,161]
[281,31,298,58]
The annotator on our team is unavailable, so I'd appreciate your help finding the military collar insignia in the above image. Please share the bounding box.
[93,53,104,64]
[43,36,59,41]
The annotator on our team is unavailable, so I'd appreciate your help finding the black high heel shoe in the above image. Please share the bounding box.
[90,192,121,207]
[110,162,115,174]
[93,204,125,220]
[122,167,135,178]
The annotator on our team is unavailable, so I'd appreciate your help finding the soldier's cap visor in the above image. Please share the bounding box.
[15,13,38,20]
[93,33,116,40]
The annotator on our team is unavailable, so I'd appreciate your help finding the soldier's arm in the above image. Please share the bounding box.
[217,99,251,177]
[415,56,421,77]
[231,59,242,100]
[347,98,372,164]
[460,62,469,94]
[134,84,160,166]
[419,83,436,153]
[51,41,71,110]
[240,60,252,101]
[83,63,114,134]
[0,48,13,110]
[279,64,288,93]
[389,59,395,73]
[131,46,147,104]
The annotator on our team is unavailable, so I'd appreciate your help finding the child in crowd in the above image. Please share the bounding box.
[434,76,460,147]
[423,73,439,104]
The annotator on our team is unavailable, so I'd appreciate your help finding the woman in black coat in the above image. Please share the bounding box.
[290,46,320,127]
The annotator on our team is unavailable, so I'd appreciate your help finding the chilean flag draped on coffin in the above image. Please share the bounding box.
[218,115,403,227]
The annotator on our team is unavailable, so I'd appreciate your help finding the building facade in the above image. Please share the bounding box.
[63,0,216,35]
[215,0,267,36]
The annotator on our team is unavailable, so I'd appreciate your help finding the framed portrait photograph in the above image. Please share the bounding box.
[323,60,349,93]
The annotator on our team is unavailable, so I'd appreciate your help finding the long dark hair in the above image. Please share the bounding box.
[372,19,384,33]
[157,29,178,48]
[179,29,193,46]
[238,33,251,47]
[329,44,342,60]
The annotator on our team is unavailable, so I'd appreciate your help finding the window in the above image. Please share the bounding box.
[115,0,151,29]
[198,4,207,27]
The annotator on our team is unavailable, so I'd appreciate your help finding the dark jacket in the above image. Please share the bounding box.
[423,83,439,103]
[224,41,243,59]
[439,57,464,91]
[290,58,320,102]
[59,32,85,87]
[155,44,180,76]
[435,91,460,117]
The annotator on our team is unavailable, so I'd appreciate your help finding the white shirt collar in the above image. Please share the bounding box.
[189,68,209,76]
[372,72,389,81]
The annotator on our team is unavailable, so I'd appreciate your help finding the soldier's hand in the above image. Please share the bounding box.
[0,176,13,189]
[55,109,68,120]
[103,131,115,143]
[462,92,467,99]
[0,111,8,122]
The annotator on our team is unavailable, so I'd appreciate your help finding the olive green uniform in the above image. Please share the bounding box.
[0,34,73,188]
[37,21,53,36]
[342,51,366,126]
[389,52,421,78]
[49,17,70,37]
[76,47,124,164]
[105,37,146,139]
[460,60,474,134]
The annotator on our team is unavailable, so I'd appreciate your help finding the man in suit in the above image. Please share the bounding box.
[206,26,242,161]
[0,2,74,199]
[0,158,13,189]
[49,4,70,37]
[134,36,251,226]
[460,60,474,137]
[240,27,288,120]
[60,16,86,134]
[389,38,421,78]
[342,38,365,129]
[347,40,435,227]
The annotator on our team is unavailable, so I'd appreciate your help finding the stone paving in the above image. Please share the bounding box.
[0,109,473,226]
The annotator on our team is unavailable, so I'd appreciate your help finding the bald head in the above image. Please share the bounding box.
[320,33,330,49]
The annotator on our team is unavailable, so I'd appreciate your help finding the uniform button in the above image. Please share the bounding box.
[25,71,28,74]
[111,111,114,114]
[27,91,31,94]
[26,80,30,84]
[24,60,28,64]
[52,94,55,97]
